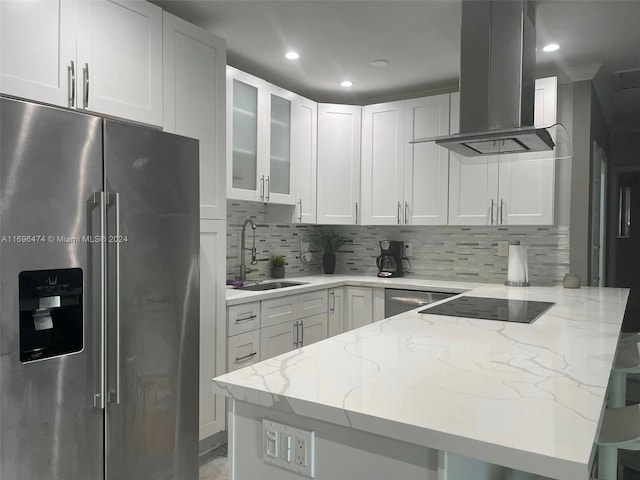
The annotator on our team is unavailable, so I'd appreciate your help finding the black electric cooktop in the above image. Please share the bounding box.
[419,296,555,324]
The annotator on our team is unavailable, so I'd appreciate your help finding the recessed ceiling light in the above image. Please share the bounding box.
[340,80,354,87]
[285,51,300,60]
[370,59,389,68]
[542,43,560,52]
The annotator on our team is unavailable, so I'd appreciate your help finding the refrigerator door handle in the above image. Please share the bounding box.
[107,192,122,405]
[93,191,106,410]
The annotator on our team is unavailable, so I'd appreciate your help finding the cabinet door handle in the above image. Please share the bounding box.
[82,63,89,108]
[397,202,402,224]
[293,320,298,347]
[235,314,257,323]
[298,199,303,222]
[355,202,358,224]
[68,60,75,107]
[404,201,409,224]
[260,175,265,200]
[490,199,495,225]
[299,320,304,347]
[330,291,335,313]
[235,352,257,363]
[500,198,504,225]
[266,176,270,201]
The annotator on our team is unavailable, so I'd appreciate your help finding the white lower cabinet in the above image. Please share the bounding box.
[260,320,298,359]
[200,219,226,440]
[345,287,374,330]
[226,290,329,369]
[227,302,260,336]
[261,295,298,328]
[227,330,260,372]
[299,313,328,347]
[328,287,345,337]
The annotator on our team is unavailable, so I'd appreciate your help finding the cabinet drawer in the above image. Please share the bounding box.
[227,302,260,336]
[298,290,328,318]
[261,296,298,328]
[227,330,260,372]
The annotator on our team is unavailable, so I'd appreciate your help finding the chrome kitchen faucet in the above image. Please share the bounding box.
[240,219,258,281]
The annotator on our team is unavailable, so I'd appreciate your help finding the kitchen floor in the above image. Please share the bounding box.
[199,444,228,480]
[199,377,640,479]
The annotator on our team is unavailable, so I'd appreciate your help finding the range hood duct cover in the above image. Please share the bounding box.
[426,0,555,156]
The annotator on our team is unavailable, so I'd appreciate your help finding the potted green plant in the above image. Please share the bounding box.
[309,229,348,274]
[270,254,286,278]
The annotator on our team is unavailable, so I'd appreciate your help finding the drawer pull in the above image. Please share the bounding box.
[235,352,257,363]
[235,314,257,323]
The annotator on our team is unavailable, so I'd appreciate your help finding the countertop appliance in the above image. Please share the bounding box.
[385,289,456,317]
[420,296,555,324]
[0,97,200,479]
[377,240,405,278]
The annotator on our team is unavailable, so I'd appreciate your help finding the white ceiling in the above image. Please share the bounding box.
[154,0,640,131]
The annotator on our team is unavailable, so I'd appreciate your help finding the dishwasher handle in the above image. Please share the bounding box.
[384,289,456,318]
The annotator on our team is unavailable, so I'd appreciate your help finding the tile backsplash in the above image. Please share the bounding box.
[227,201,570,285]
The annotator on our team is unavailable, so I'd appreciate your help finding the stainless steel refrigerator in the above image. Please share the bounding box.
[0,96,200,480]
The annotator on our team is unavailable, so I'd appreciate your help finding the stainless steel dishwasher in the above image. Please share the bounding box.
[384,289,456,317]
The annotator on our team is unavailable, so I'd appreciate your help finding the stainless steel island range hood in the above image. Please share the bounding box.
[418,0,555,157]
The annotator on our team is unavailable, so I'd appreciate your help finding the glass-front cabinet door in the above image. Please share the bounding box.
[226,67,295,204]
[266,87,295,204]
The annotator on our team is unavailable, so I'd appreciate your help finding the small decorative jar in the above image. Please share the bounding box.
[563,273,581,289]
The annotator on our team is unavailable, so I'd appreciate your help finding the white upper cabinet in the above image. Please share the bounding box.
[291,96,318,223]
[361,101,406,225]
[266,84,295,204]
[1,0,163,126]
[317,104,362,225]
[448,77,557,226]
[0,0,77,108]
[227,67,295,205]
[77,0,163,126]
[360,94,450,226]
[163,12,226,220]
[403,94,450,225]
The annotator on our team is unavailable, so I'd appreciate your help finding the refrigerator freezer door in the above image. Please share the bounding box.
[103,120,200,479]
[0,97,105,479]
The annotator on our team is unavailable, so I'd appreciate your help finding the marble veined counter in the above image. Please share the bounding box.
[214,284,629,480]
[225,274,483,305]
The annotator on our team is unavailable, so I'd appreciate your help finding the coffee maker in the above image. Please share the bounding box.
[376,240,405,277]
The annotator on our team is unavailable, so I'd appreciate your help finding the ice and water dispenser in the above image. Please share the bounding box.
[19,268,83,363]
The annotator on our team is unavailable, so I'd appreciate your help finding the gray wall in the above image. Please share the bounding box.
[609,133,640,168]
[568,81,610,285]
[569,81,592,285]
[227,201,569,285]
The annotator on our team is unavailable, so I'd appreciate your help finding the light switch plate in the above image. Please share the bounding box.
[497,241,509,257]
[262,419,315,477]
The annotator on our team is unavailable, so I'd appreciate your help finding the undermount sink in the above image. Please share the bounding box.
[237,281,308,291]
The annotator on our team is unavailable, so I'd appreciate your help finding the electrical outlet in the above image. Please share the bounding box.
[262,419,315,477]
[497,241,509,257]
[404,243,413,257]
[295,437,307,466]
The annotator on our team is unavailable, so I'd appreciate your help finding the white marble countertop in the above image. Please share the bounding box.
[225,274,483,305]
[214,283,629,480]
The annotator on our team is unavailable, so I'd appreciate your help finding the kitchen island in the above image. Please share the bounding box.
[213,284,629,480]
